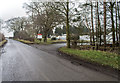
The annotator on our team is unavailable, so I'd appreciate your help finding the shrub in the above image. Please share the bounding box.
[51,37,57,40]
[70,34,79,48]
[70,34,79,40]
[0,33,5,42]
[24,38,34,42]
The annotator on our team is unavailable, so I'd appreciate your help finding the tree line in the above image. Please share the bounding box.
[4,0,120,49]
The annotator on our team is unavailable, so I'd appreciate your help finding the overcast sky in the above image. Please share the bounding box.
[0,0,28,21]
[1,0,118,37]
[0,0,79,37]
[0,0,29,37]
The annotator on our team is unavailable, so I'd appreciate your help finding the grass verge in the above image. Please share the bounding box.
[59,47,119,70]
[34,38,66,45]
[0,40,7,47]
[16,38,66,45]
[17,39,34,44]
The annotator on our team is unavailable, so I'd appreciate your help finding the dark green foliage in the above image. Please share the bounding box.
[51,37,57,40]
[70,34,79,40]
[55,28,63,36]
[70,34,79,48]
[48,30,53,38]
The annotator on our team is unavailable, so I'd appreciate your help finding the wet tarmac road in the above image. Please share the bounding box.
[0,39,118,81]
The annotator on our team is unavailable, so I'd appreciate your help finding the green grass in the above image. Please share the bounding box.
[16,38,66,45]
[34,38,66,45]
[77,40,90,43]
[34,38,52,44]
[59,47,119,69]
[17,39,34,44]
[0,40,7,47]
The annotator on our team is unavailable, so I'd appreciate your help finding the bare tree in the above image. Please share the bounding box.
[91,2,95,46]
[103,0,107,50]
[97,2,102,46]
[66,0,70,48]
[110,2,115,49]
[0,19,4,31]
[24,2,64,42]
[118,2,120,47]
[48,1,75,48]
[96,1,99,50]
[115,1,118,43]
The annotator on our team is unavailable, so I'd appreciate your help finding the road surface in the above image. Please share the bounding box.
[0,39,118,81]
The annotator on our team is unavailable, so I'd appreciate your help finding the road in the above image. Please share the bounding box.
[0,39,118,81]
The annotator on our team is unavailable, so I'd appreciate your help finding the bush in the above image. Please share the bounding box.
[70,34,79,40]
[70,34,79,48]
[24,38,34,42]
[0,33,5,42]
[51,37,57,40]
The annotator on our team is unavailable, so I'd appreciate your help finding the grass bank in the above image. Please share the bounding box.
[59,47,119,70]
[34,38,66,45]
[17,39,34,44]
[16,38,66,45]
[0,40,7,47]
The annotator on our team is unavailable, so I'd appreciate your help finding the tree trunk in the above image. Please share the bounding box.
[96,2,99,50]
[44,36,47,42]
[118,2,120,47]
[110,2,115,49]
[97,2,102,46]
[85,17,92,45]
[103,0,106,50]
[90,29,92,45]
[66,0,70,48]
[99,25,102,46]
[91,2,95,46]
[116,2,118,43]
[43,32,47,42]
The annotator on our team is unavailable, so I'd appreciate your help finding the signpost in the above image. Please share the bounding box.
[37,34,42,42]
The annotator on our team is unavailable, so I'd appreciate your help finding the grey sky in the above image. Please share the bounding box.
[0,0,28,21]
[1,0,118,37]
[0,0,28,37]
[0,0,86,21]
[0,0,87,37]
